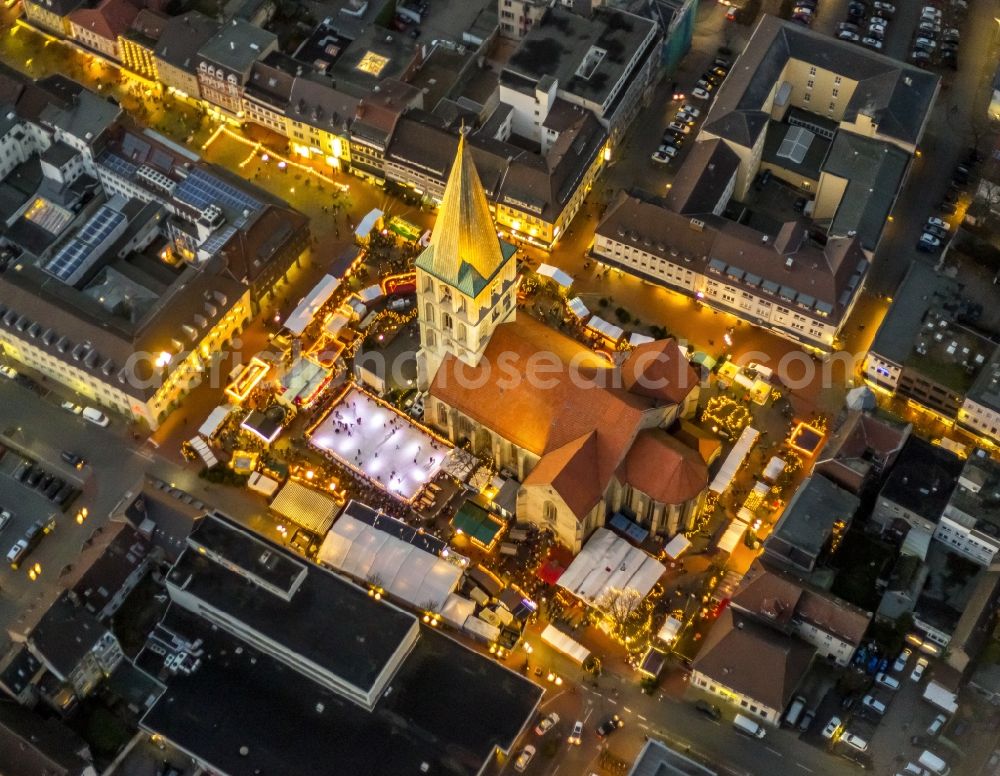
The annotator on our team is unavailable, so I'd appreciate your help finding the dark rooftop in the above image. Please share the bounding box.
[879,436,963,522]
[72,525,150,616]
[0,702,93,776]
[167,513,417,694]
[765,476,859,560]
[141,607,542,776]
[28,592,111,680]
[0,647,41,699]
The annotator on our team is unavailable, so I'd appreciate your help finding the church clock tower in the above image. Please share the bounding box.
[415,129,518,389]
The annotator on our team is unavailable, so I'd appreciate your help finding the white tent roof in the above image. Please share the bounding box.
[536,263,573,288]
[629,332,655,346]
[541,624,590,664]
[753,481,770,497]
[198,405,231,438]
[284,275,341,336]
[568,296,589,318]
[558,528,665,610]
[763,456,785,482]
[717,519,746,554]
[586,315,624,342]
[709,426,760,494]
[187,437,218,468]
[439,594,475,628]
[247,471,279,497]
[663,534,691,559]
[317,512,462,612]
[463,615,500,642]
[324,313,350,338]
[355,208,383,239]
[358,285,383,304]
[269,481,339,534]
[657,616,683,644]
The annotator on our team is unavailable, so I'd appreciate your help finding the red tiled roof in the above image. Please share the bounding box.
[621,339,700,404]
[69,0,139,40]
[615,429,708,506]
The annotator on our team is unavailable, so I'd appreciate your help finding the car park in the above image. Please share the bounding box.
[911,657,929,682]
[596,714,623,738]
[514,745,535,772]
[534,712,559,735]
[0,365,16,379]
[926,714,947,736]
[821,717,842,739]
[695,700,722,720]
[862,37,884,49]
[568,720,583,745]
[876,672,900,690]
[843,732,869,752]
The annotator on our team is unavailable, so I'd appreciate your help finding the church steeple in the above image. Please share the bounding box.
[417,128,506,296]
[414,127,518,390]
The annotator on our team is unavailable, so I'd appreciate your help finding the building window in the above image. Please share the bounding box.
[832,88,839,97]
[807,79,814,89]
[809,66,817,75]
[803,93,811,103]
[542,501,557,525]
[834,75,842,84]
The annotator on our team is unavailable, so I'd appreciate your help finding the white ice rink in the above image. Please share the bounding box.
[309,387,448,500]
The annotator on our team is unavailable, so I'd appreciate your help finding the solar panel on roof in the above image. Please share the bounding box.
[44,206,125,283]
[174,169,262,225]
[150,149,175,172]
[776,125,815,165]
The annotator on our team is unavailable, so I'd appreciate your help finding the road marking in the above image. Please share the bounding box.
[765,746,783,757]
[795,764,813,773]
[640,723,650,730]
[638,715,647,721]
[584,707,594,722]
[607,698,617,705]
[624,707,633,713]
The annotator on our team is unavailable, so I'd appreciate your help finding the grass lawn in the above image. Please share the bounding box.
[829,529,895,611]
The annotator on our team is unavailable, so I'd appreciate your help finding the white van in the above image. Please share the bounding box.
[918,750,951,776]
[784,695,807,727]
[733,714,766,739]
[82,407,110,427]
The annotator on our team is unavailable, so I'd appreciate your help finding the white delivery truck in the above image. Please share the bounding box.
[733,714,766,739]
[784,695,807,727]
[918,750,951,776]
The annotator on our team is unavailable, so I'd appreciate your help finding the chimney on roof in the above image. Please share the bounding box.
[785,257,794,270]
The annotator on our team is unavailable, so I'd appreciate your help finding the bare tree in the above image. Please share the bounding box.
[597,587,643,636]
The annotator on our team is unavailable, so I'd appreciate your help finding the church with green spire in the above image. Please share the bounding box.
[415,130,518,389]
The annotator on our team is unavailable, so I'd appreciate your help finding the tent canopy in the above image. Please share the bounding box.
[354,208,383,239]
[284,275,340,336]
[629,332,654,346]
[663,534,690,559]
[657,616,683,643]
[558,528,665,611]
[269,481,339,534]
[537,263,573,288]
[317,509,461,612]
[586,315,624,343]
[198,405,231,438]
[247,471,279,497]
[567,296,589,319]
[709,426,760,494]
[541,624,589,664]
[439,594,475,628]
[763,456,785,482]
[717,519,746,554]
[452,500,504,547]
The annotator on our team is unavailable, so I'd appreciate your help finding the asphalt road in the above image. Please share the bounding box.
[0,377,273,653]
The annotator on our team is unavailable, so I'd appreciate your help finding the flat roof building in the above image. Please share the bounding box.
[763,477,858,574]
[145,513,542,775]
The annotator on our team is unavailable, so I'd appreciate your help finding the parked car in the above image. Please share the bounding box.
[658,144,680,157]
[695,700,722,720]
[862,695,887,716]
[873,1,895,14]
[680,103,701,117]
[596,714,623,738]
[939,203,957,215]
[822,717,842,739]
[6,539,29,568]
[0,365,16,379]
[861,37,884,49]
[919,233,941,249]
[667,121,692,135]
[798,709,816,732]
[692,87,712,100]
[926,714,947,736]
[893,647,912,673]
[925,225,948,239]
[843,732,869,752]
[915,36,937,49]
[651,150,673,164]
[911,657,929,682]
[926,216,951,230]
[838,21,860,32]
[567,720,583,745]
[534,712,559,736]
[514,745,536,772]
[60,451,85,469]
[838,30,860,41]
[82,407,109,427]
[61,401,83,414]
[876,672,900,690]
[0,509,11,534]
